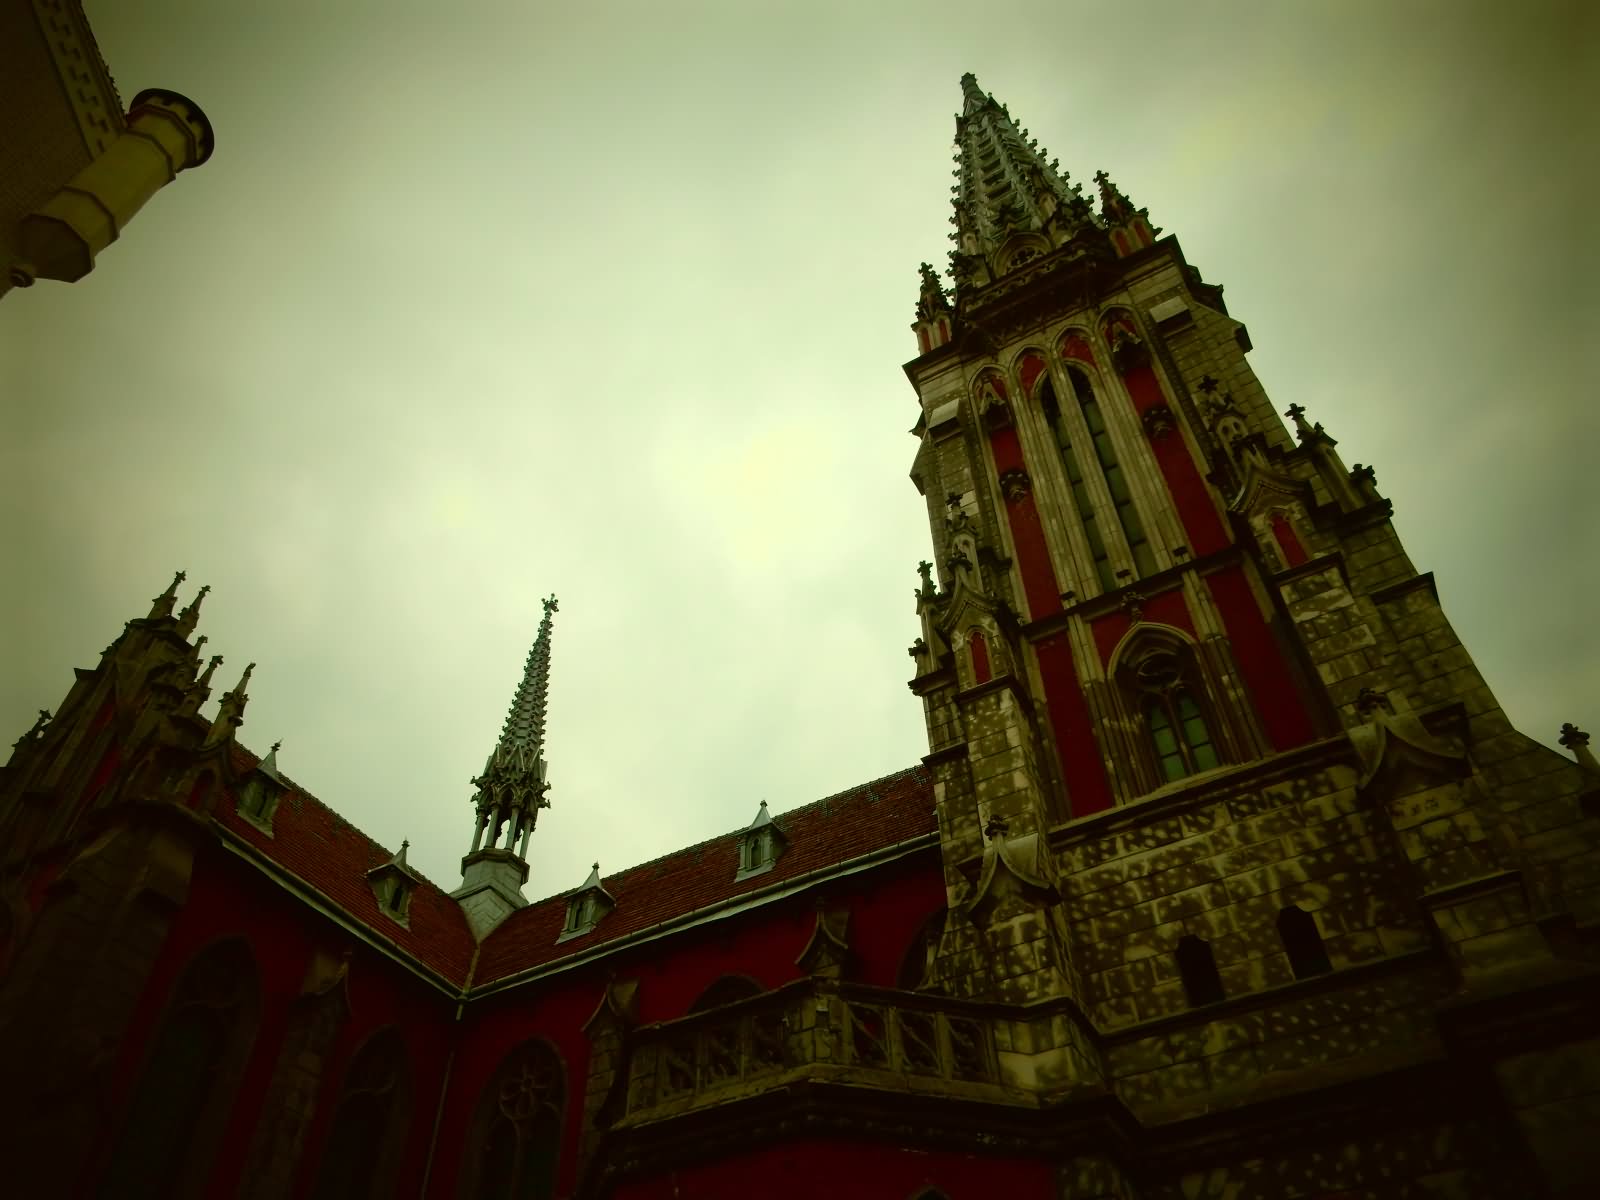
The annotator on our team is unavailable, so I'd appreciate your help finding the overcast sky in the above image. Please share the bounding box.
[3,1,1593,896]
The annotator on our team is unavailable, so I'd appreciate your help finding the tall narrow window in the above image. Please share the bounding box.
[464,1041,564,1200]
[310,1028,410,1200]
[1175,935,1224,1007]
[1134,653,1219,782]
[1041,376,1116,592]
[1069,367,1158,577]
[100,939,260,1200]
[1277,905,1332,978]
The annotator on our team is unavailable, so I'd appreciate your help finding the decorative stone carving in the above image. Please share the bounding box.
[998,468,1031,502]
[1141,403,1176,441]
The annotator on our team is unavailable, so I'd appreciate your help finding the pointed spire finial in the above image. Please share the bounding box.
[466,595,560,867]
[176,584,211,637]
[206,662,255,745]
[149,569,187,619]
[195,653,223,691]
[959,72,987,115]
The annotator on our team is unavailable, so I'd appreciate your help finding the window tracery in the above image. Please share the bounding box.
[1040,367,1157,592]
[1111,630,1232,794]
[99,939,260,1200]
[466,1041,564,1200]
[310,1028,409,1200]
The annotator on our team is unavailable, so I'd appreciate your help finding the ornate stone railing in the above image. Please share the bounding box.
[622,979,1008,1119]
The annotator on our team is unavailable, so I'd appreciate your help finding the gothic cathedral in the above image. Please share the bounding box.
[3,71,1598,1200]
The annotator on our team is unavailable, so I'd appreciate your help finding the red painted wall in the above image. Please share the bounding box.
[77,840,456,1200]
[428,854,947,1198]
[1034,633,1111,817]
[1090,590,1196,667]
[1118,363,1227,557]
[1271,513,1309,567]
[969,630,991,685]
[986,425,1061,621]
[611,1139,1053,1200]
[1207,566,1317,750]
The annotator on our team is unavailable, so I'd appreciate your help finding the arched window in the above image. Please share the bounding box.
[1129,648,1219,783]
[688,975,763,1013]
[1277,905,1332,979]
[1040,375,1115,592]
[310,1028,410,1200]
[1068,367,1156,578]
[100,938,260,1200]
[1176,935,1224,1007]
[463,1041,564,1200]
[897,909,947,991]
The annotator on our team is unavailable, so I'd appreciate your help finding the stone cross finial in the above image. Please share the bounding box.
[1284,402,1311,436]
[1560,723,1598,771]
[917,560,934,591]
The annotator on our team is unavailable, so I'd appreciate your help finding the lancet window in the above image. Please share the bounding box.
[1040,375,1115,592]
[1041,367,1157,591]
[464,1040,565,1200]
[99,938,260,1200]
[310,1028,410,1200]
[1277,905,1332,978]
[1069,367,1157,578]
[1131,649,1219,783]
[1176,935,1224,1007]
[1112,632,1228,793]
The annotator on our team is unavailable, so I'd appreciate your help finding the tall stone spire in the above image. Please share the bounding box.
[947,72,1095,291]
[453,595,559,938]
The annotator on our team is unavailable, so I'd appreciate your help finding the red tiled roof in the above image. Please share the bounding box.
[218,745,478,987]
[472,765,936,986]
[215,746,934,994]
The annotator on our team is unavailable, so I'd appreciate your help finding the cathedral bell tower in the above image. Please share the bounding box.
[902,74,1558,1003]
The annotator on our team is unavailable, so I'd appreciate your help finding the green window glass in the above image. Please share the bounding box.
[1070,369,1158,577]
[1042,377,1116,592]
[1135,652,1221,784]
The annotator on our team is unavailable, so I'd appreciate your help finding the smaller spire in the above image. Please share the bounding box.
[396,839,411,867]
[915,262,951,319]
[206,661,255,744]
[258,736,284,781]
[1093,169,1135,223]
[176,584,211,637]
[148,569,187,619]
[582,860,602,890]
[195,652,223,691]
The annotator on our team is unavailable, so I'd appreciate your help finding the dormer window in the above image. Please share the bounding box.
[557,863,614,942]
[736,801,787,881]
[365,841,418,926]
[237,741,286,832]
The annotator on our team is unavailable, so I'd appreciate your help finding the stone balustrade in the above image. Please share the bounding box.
[621,979,1031,1121]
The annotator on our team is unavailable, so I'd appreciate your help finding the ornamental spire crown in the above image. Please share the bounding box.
[465,595,558,867]
[947,73,1095,290]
